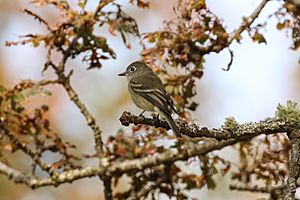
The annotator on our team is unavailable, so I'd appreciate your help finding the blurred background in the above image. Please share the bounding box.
[0,0,299,199]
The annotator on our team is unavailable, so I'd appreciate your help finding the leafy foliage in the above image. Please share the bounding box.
[141,0,227,113]
[0,80,79,173]
[105,129,231,199]
[233,134,290,186]
[5,0,141,69]
[274,2,300,50]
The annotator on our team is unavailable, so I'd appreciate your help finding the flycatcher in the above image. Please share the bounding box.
[118,61,181,138]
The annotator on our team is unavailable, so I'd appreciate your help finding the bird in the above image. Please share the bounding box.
[118,61,181,138]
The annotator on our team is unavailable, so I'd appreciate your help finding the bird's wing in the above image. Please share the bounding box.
[130,75,171,115]
[166,94,179,114]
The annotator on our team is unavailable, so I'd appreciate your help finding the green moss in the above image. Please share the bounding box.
[276,100,300,125]
[223,116,239,131]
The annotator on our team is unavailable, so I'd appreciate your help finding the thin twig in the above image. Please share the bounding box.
[38,79,59,86]
[94,0,114,18]
[136,178,164,198]
[200,0,270,54]
[55,71,104,158]
[222,48,234,71]
[0,123,57,177]
[3,79,58,100]
[230,184,285,199]
[226,0,270,48]
[230,184,284,193]
[24,9,51,31]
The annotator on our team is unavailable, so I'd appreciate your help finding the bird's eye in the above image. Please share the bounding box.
[130,67,136,72]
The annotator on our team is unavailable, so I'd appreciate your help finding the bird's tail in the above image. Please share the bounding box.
[160,111,181,138]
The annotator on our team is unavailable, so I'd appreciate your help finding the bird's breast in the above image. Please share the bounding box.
[128,85,155,111]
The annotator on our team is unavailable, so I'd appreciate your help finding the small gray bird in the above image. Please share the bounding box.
[118,61,182,138]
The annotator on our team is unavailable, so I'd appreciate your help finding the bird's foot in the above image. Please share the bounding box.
[152,113,160,120]
[139,110,146,117]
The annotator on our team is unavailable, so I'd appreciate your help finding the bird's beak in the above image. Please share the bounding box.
[118,71,127,76]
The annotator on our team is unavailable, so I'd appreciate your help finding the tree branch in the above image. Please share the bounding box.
[226,0,270,47]
[135,178,164,198]
[0,137,270,189]
[1,101,299,196]
[24,9,51,31]
[230,184,284,193]
[0,122,57,177]
[56,71,104,158]
[284,129,300,200]
[0,138,237,189]
[103,177,113,200]
[119,111,294,140]
[0,162,100,189]
[230,184,285,199]
[203,0,270,54]
[0,162,32,187]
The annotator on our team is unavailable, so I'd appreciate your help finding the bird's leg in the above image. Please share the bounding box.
[139,110,146,117]
[153,113,160,122]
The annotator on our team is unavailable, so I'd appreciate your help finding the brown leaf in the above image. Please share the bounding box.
[3,144,16,152]
[140,48,154,56]
[116,145,126,157]
[108,25,117,36]
[137,0,149,8]
[276,22,286,30]
[252,31,267,44]
[134,147,142,157]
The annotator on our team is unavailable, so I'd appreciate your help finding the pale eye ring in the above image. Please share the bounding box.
[130,67,136,72]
